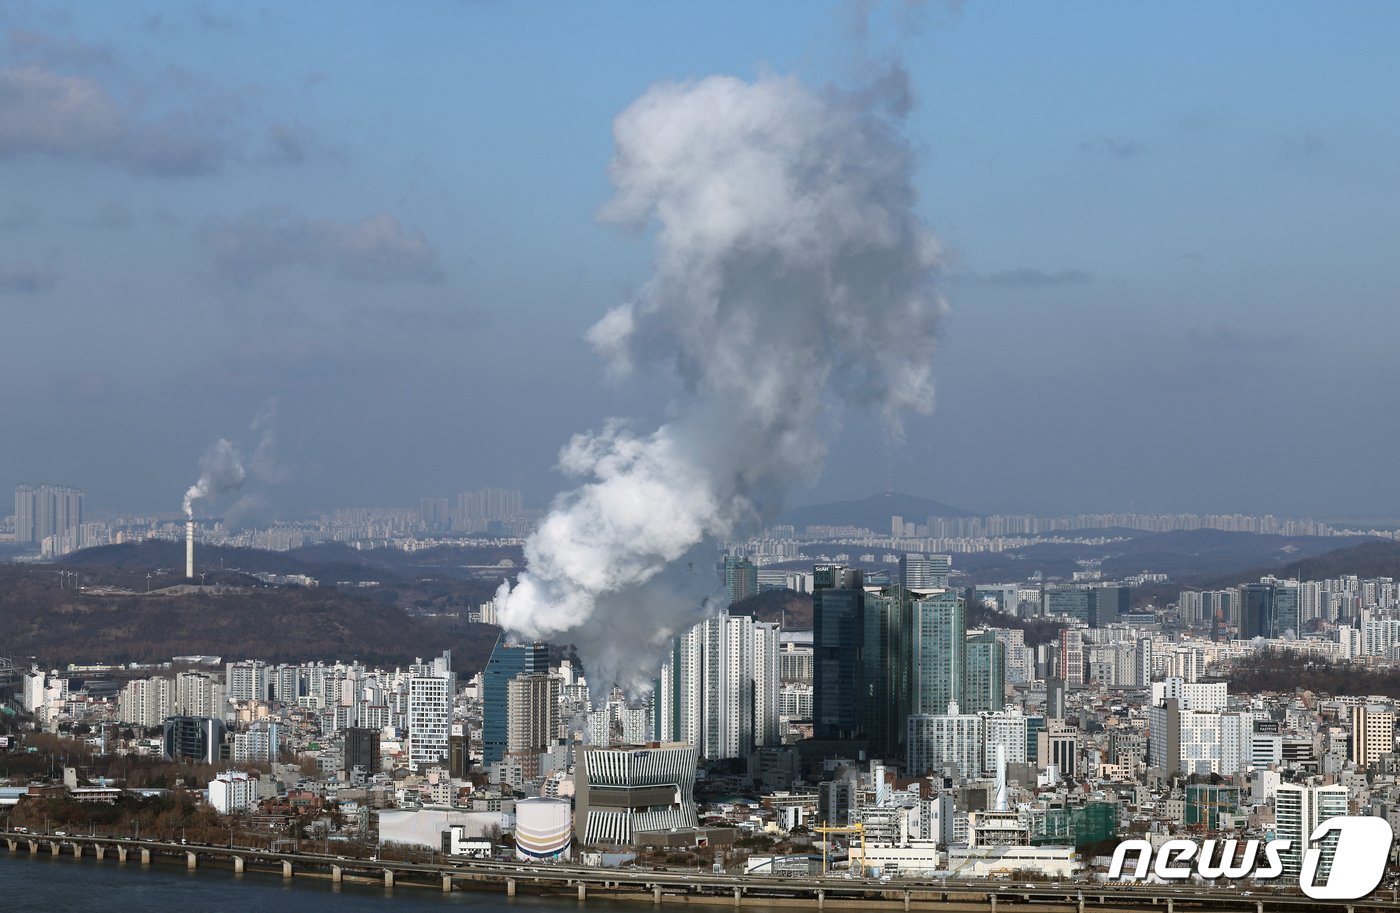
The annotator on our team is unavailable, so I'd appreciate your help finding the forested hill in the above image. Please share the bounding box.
[0,562,505,672]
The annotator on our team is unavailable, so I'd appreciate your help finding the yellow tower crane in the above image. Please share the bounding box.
[814,822,866,876]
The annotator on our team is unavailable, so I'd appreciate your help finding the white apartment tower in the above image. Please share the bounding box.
[1274,783,1348,884]
[408,651,455,771]
[118,677,175,728]
[658,612,779,760]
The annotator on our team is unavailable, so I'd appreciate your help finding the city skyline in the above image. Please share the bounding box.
[3,2,1399,520]
[6,3,1400,901]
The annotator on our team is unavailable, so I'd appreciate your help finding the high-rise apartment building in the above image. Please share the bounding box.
[778,637,813,683]
[175,672,226,719]
[506,673,560,754]
[231,720,280,763]
[900,554,950,589]
[118,677,174,729]
[911,590,965,715]
[1058,629,1085,686]
[418,497,452,531]
[209,770,258,814]
[408,651,455,771]
[226,661,271,704]
[1350,705,1395,767]
[658,611,779,760]
[964,631,1007,714]
[908,706,982,778]
[14,483,84,550]
[454,487,524,531]
[981,707,1029,771]
[722,556,758,603]
[1274,783,1347,884]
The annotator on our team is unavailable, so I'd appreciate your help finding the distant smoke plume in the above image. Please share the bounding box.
[498,72,946,691]
[182,438,246,517]
[182,398,285,520]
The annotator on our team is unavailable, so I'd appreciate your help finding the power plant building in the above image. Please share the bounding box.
[574,742,698,846]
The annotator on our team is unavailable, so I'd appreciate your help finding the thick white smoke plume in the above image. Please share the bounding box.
[499,72,946,691]
[182,398,284,520]
[183,438,247,518]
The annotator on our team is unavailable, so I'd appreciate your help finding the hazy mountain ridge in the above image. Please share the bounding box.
[779,491,976,529]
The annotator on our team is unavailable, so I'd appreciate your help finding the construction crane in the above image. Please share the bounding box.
[814,822,865,876]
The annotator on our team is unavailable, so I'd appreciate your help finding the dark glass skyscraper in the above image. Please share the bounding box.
[812,564,865,741]
[163,716,226,764]
[344,727,380,774]
[1241,583,1277,639]
[482,636,548,767]
[1089,586,1128,627]
[862,586,914,759]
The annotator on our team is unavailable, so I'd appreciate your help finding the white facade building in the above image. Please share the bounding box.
[981,707,1029,772]
[117,677,174,728]
[658,613,779,760]
[408,652,455,771]
[1274,783,1347,883]
[208,770,258,814]
[908,705,983,779]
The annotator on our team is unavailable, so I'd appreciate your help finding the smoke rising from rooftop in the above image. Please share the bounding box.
[498,71,947,690]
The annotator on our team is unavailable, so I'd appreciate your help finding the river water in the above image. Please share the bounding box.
[0,851,739,912]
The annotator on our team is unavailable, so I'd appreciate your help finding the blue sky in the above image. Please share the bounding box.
[3,1,1398,519]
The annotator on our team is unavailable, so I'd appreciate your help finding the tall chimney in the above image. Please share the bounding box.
[995,743,1008,812]
[185,518,195,580]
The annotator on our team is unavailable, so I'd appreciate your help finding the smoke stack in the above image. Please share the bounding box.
[995,743,1008,812]
[185,519,195,580]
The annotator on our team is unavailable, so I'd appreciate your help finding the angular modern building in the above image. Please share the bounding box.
[1041,585,1127,627]
[574,742,698,846]
[862,585,915,759]
[481,637,548,767]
